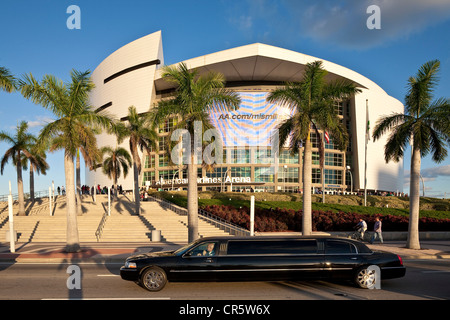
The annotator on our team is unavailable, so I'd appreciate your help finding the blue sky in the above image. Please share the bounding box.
[0,0,449,198]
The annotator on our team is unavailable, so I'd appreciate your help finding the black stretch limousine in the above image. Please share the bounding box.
[120,236,405,291]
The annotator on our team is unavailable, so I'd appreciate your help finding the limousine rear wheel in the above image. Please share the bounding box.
[355,266,377,289]
[140,267,167,292]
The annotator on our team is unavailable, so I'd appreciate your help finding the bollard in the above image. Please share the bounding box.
[108,187,111,216]
[8,192,15,253]
[49,186,53,216]
[250,196,255,236]
[151,230,161,242]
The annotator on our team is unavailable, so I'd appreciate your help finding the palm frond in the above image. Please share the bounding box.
[0,66,17,93]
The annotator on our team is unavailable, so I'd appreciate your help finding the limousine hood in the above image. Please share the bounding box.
[127,250,175,260]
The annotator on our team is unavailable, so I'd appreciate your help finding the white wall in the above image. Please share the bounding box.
[86,31,164,191]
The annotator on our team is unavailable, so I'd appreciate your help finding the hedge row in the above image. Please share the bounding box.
[202,205,450,232]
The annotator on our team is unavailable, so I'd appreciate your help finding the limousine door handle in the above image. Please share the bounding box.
[350,257,358,260]
[205,258,214,263]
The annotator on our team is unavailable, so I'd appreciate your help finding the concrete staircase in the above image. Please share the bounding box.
[0,194,232,243]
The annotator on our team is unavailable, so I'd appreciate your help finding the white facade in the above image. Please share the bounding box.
[86,31,164,190]
[86,31,404,193]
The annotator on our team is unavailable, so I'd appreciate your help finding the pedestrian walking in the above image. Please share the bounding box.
[370,217,383,244]
[354,218,367,241]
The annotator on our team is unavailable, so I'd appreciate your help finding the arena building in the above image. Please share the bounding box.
[85,31,404,194]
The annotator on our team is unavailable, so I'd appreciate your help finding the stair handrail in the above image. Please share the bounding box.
[149,195,250,237]
[95,208,108,242]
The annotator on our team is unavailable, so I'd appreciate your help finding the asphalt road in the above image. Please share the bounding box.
[0,259,448,301]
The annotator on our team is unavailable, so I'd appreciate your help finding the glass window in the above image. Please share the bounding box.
[325,153,343,167]
[185,241,218,257]
[325,138,340,150]
[227,240,317,255]
[278,167,299,183]
[325,240,356,254]
[206,167,227,179]
[255,167,274,183]
[159,117,178,133]
[231,167,251,178]
[158,135,169,152]
[254,186,274,192]
[279,150,299,164]
[325,169,343,185]
[158,170,178,181]
[144,155,156,169]
[312,168,321,184]
[310,132,320,148]
[231,148,250,164]
[142,171,155,186]
[158,154,170,167]
[255,148,272,164]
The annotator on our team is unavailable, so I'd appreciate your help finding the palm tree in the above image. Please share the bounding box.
[373,60,450,250]
[267,60,361,236]
[0,121,36,215]
[101,146,132,200]
[117,106,158,215]
[19,70,117,252]
[0,66,16,92]
[26,138,49,203]
[152,62,241,242]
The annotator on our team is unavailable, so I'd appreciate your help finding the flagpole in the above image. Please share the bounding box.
[364,99,369,207]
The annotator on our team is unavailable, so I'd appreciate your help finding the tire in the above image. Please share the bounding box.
[354,266,377,289]
[140,267,168,292]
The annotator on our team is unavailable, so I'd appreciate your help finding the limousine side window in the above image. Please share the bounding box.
[185,241,218,257]
[227,240,318,255]
[325,240,357,254]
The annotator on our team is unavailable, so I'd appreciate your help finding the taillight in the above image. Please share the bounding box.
[397,255,403,266]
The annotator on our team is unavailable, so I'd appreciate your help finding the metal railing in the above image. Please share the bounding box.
[150,195,250,237]
[0,189,53,203]
[95,209,108,242]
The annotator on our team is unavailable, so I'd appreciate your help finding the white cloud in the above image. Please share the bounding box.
[421,165,450,179]
[233,0,450,49]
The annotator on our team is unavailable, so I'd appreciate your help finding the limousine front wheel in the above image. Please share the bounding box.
[140,267,167,292]
[355,266,377,289]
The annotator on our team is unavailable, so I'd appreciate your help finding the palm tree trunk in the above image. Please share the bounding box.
[76,150,82,215]
[302,129,313,235]
[16,156,26,216]
[64,150,80,253]
[133,157,140,215]
[113,172,118,201]
[187,158,199,243]
[29,165,35,203]
[407,145,421,249]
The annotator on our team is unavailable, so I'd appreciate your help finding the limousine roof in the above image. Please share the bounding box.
[198,235,358,242]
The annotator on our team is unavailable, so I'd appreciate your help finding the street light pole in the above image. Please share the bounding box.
[346,166,353,194]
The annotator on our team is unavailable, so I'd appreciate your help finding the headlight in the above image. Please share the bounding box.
[125,261,137,269]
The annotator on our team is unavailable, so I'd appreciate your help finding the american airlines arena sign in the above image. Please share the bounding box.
[209,92,292,147]
[154,176,252,186]
[218,113,279,120]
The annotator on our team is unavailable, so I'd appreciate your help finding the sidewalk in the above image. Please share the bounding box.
[0,242,185,263]
[0,240,449,263]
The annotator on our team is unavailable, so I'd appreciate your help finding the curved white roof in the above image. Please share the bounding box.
[154,43,386,94]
